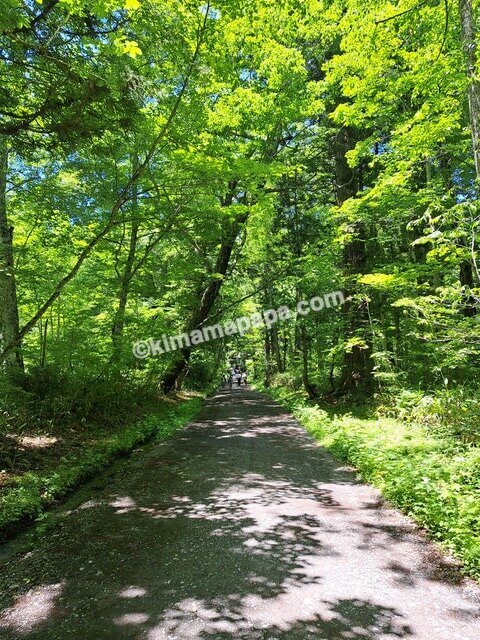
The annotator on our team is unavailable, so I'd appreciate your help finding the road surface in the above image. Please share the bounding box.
[0,386,479,639]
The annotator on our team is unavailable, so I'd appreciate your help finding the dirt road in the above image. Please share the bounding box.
[0,387,479,639]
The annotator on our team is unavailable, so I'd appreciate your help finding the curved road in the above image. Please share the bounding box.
[0,387,479,639]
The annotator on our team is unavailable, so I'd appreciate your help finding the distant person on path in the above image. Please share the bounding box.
[241,371,247,385]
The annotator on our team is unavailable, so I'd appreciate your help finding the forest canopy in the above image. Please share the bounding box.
[1,0,479,393]
[1,0,480,520]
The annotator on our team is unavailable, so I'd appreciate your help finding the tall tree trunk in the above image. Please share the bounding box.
[111,217,139,358]
[333,127,372,392]
[0,137,24,379]
[111,157,140,358]
[264,330,272,387]
[270,325,284,373]
[282,325,288,372]
[459,1,480,315]
[460,260,477,317]
[299,322,316,399]
[294,288,315,398]
[161,197,248,394]
[40,318,48,368]
[264,283,283,374]
[460,0,480,179]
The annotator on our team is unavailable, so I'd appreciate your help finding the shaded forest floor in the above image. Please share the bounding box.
[0,383,204,540]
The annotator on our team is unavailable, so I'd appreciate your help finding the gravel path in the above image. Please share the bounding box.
[0,386,479,639]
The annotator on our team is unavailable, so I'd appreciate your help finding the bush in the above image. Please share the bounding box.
[0,394,203,539]
[272,371,303,391]
[7,366,159,432]
[376,386,480,443]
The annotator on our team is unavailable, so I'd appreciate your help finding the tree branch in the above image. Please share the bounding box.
[375,0,431,25]
[0,5,211,365]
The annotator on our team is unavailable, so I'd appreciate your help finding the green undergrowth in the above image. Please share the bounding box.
[259,384,480,582]
[0,394,203,540]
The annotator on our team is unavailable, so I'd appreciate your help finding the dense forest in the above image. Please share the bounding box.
[1,0,480,576]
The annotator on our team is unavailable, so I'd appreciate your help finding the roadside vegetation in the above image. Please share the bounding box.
[0,371,204,539]
[257,381,480,581]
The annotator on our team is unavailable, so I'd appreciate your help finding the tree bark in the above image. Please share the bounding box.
[263,283,283,374]
[111,218,139,353]
[0,137,24,379]
[161,195,248,394]
[460,0,480,179]
[300,322,316,399]
[459,0,480,316]
[333,127,373,392]
[270,325,284,373]
[111,156,140,358]
[264,330,272,388]
[460,260,477,317]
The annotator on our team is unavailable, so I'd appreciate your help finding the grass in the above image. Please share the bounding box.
[0,392,204,540]
[260,384,480,582]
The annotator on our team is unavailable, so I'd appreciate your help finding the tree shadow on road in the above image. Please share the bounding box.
[0,389,477,639]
